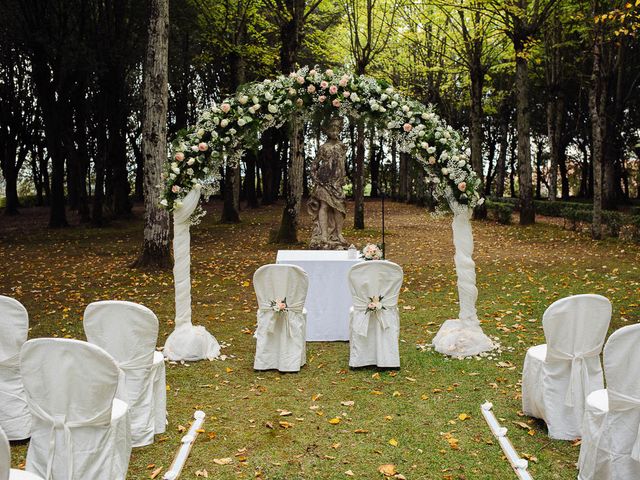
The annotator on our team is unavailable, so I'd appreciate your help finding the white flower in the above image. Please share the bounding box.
[229,128,237,135]
[385,87,394,94]
[402,105,410,112]
[191,145,199,152]
[160,199,168,206]
[381,93,388,101]
[268,104,278,113]
[220,119,229,128]
[391,101,398,108]
[238,118,246,127]
[264,92,273,101]
[421,142,429,150]
[252,96,259,104]
[457,160,466,168]
[187,158,195,166]
[197,128,205,138]
[350,93,360,102]
[238,95,248,105]
[186,168,194,176]
[442,168,449,175]
[427,146,436,154]
[171,164,180,174]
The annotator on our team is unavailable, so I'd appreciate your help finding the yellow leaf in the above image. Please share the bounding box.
[458,413,470,421]
[213,458,233,465]
[226,367,233,373]
[388,438,398,447]
[329,417,341,425]
[378,464,397,476]
[150,467,162,479]
[344,470,354,477]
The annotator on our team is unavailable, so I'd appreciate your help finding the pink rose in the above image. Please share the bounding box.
[198,142,208,151]
[318,95,326,103]
[278,302,286,310]
[428,156,436,165]
[221,103,231,113]
[339,78,348,87]
[458,182,467,192]
[175,152,185,162]
[171,185,181,193]
[332,99,341,108]
[320,80,328,89]
[403,123,412,132]
[309,69,317,76]
[329,85,338,95]
[343,91,350,98]
[296,76,305,84]
[307,84,316,93]
[368,302,376,310]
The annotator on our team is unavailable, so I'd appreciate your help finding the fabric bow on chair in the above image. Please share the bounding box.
[258,298,305,338]
[351,293,399,338]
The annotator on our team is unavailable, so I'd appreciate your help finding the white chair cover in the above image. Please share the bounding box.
[578,323,640,479]
[20,338,131,480]
[521,294,611,439]
[253,264,308,372]
[0,296,31,440]
[1,426,44,480]
[83,301,167,447]
[348,261,403,368]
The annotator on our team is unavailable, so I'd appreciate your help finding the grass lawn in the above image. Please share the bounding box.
[2,199,638,480]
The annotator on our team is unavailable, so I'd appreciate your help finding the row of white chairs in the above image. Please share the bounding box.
[0,297,167,479]
[521,294,640,479]
[253,261,404,372]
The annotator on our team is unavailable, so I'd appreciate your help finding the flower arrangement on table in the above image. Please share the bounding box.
[270,298,288,312]
[366,295,386,313]
[361,243,383,260]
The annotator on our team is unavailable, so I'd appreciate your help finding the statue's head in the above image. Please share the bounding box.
[323,116,343,140]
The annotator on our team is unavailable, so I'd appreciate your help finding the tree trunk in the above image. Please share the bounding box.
[589,29,605,240]
[515,49,535,224]
[244,151,258,208]
[546,93,565,201]
[399,151,408,201]
[275,115,304,242]
[353,123,365,229]
[370,127,380,198]
[495,116,508,198]
[133,0,171,268]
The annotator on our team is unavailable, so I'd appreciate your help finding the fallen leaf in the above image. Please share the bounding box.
[149,467,162,479]
[329,417,341,425]
[458,413,470,421]
[345,470,354,476]
[213,458,233,466]
[388,438,398,447]
[195,469,209,477]
[378,464,397,476]
[341,400,355,407]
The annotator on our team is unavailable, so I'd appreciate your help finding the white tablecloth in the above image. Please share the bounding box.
[276,250,362,341]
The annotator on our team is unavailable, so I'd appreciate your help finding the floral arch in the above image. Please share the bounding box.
[161,66,493,362]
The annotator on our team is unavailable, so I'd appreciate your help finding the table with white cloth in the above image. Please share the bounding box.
[276,250,363,341]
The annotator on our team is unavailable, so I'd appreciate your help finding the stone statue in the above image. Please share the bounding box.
[308,116,349,250]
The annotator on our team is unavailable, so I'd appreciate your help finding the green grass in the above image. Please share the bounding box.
[1,200,638,479]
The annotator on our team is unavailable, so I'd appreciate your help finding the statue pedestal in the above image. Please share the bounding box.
[308,238,349,250]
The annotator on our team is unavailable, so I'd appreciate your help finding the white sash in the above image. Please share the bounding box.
[257,299,305,338]
[27,399,112,480]
[351,292,399,337]
[546,344,602,413]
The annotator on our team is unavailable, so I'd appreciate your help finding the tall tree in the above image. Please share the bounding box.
[134,0,171,267]
[487,0,559,224]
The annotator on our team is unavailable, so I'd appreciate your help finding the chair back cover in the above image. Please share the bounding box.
[253,264,308,312]
[0,296,28,362]
[83,301,158,367]
[348,261,403,337]
[20,339,119,479]
[0,296,31,440]
[0,426,9,480]
[542,294,611,418]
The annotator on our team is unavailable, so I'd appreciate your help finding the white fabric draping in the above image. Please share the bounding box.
[164,188,221,361]
[521,294,611,440]
[348,261,403,368]
[275,250,362,341]
[578,323,640,479]
[432,204,493,358]
[20,339,131,480]
[83,301,167,447]
[1,426,44,480]
[253,264,308,372]
[0,296,31,440]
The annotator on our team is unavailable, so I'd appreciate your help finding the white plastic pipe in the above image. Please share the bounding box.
[480,402,534,480]
[163,410,206,479]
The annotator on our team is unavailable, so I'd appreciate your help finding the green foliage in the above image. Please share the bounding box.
[486,199,514,224]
